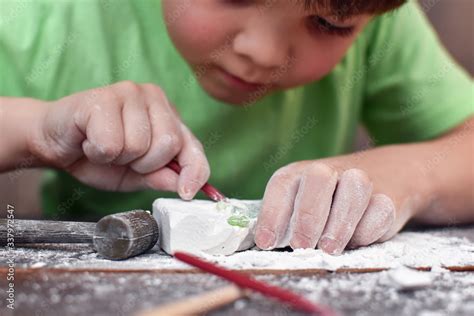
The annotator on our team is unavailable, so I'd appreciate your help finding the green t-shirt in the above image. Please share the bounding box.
[1,1,472,220]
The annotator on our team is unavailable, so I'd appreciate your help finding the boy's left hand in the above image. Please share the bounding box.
[254,145,431,255]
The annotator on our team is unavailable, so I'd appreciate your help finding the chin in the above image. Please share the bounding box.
[212,92,266,107]
[211,90,270,107]
[199,79,269,107]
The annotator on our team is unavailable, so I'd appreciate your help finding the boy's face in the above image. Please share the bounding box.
[163,0,371,105]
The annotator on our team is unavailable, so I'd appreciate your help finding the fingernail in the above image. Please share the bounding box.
[179,186,194,200]
[319,236,342,255]
[290,234,312,249]
[256,228,276,250]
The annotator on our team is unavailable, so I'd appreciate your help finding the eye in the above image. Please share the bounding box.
[308,16,355,37]
[220,0,253,7]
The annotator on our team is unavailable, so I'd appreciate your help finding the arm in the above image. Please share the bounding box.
[0,97,48,171]
[413,116,474,225]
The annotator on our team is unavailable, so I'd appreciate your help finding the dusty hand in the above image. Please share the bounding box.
[254,146,431,255]
[28,81,209,199]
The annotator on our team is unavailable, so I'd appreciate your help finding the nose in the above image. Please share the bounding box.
[232,23,290,70]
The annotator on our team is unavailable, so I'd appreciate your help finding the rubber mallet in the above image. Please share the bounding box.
[0,210,159,260]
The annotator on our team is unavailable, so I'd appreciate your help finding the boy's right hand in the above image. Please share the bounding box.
[28,81,210,200]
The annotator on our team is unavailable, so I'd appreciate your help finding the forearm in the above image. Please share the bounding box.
[414,116,474,225]
[0,97,48,171]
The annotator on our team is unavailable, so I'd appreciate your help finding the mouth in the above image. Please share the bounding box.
[216,66,267,92]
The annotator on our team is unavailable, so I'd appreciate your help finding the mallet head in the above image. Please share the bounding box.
[93,210,159,260]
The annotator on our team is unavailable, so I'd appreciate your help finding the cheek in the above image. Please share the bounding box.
[288,38,357,86]
[163,1,230,64]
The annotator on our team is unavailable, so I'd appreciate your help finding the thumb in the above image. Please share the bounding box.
[142,167,180,192]
[175,124,211,200]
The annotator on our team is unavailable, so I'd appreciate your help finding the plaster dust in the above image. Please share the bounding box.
[197,230,474,271]
[2,227,473,272]
[387,266,435,289]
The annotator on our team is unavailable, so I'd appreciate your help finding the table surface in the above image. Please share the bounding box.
[1,226,473,316]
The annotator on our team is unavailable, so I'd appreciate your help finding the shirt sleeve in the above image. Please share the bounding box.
[362,1,474,145]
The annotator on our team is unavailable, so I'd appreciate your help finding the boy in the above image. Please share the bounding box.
[0,0,472,255]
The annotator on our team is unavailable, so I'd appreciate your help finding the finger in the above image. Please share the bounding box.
[348,194,395,248]
[143,168,180,192]
[131,86,182,174]
[175,124,211,200]
[107,167,180,192]
[66,150,178,192]
[378,204,413,242]
[67,157,129,191]
[78,92,125,164]
[114,93,152,165]
[114,169,147,191]
[255,167,300,250]
[289,163,338,249]
[318,169,373,255]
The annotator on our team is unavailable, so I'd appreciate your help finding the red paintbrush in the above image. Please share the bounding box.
[174,251,337,315]
[166,160,226,202]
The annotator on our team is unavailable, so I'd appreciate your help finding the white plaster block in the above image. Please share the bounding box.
[153,199,262,256]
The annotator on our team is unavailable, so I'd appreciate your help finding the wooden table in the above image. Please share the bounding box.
[1,226,473,316]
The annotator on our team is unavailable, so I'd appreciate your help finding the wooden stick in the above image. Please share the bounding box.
[135,284,245,316]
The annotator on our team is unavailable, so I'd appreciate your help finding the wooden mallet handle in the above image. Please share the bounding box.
[0,219,95,244]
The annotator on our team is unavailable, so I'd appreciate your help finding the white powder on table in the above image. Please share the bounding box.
[196,230,473,271]
[1,228,472,272]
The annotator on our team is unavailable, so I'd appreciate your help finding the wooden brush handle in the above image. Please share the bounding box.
[136,285,245,316]
[0,219,95,245]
